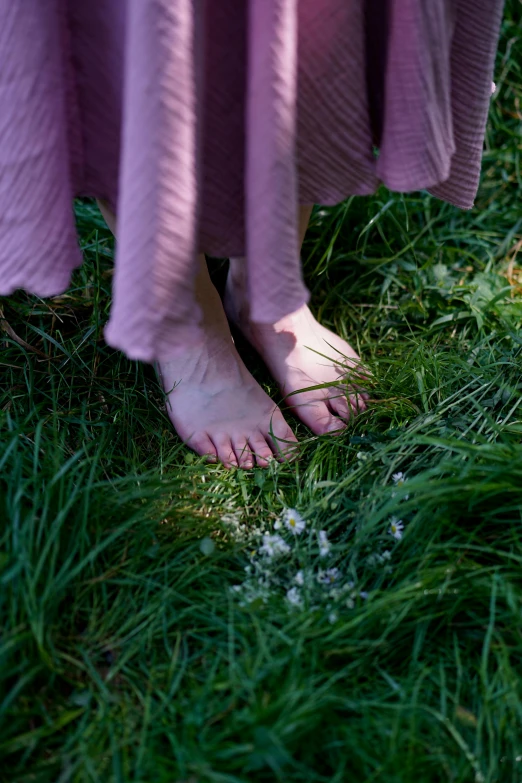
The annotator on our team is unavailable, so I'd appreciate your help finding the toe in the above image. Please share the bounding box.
[248,434,274,468]
[232,437,254,469]
[327,388,352,421]
[211,435,238,469]
[266,412,299,462]
[186,433,218,462]
[348,390,367,414]
[291,395,347,436]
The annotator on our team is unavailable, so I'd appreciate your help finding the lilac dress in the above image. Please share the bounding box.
[0,0,504,362]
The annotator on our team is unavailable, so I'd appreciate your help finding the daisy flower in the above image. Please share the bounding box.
[286,587,303,607]
[389,517,404,541]
[282,508,306,535]
[392,472,406,486]
[294,570,305,586]
[259,534,291,558]
[318,530,331,557]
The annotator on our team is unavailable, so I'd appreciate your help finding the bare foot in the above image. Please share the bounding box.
[158,258,297,469]
[225,260,368,436]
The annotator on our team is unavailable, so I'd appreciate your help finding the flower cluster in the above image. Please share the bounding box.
[259,533,291,558]
[221,510,264,543]
[229,507,366,620]
[228,466,411,618]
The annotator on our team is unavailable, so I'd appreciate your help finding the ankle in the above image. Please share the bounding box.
[224,257,252,326]
[227,257,249,297]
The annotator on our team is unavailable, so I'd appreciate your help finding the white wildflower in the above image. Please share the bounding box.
[328,611,338,624]
[389,517,404,541]
[318,530,331,557]
[274,518,282,530]
[346,598,355,610]
[286,587,303,607]
[318,568,340,585]
[359,591,368,600]
[392,472,406,486]
[282,508,306,535]
[259,533,291,558]
[294,570,304,586]
[382,550,392,561]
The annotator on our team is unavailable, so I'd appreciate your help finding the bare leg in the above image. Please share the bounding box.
[97,199,117,234]
[225,205,367,436]
[97,200,297,468]
[298,204,314,247]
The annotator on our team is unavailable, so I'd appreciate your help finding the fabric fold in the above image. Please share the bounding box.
[105,0,203,361]
[0,1,81,298]
[0,0,505,362]
[246,0,308,325]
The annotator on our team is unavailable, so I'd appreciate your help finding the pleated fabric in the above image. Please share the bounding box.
[0,0,504,362]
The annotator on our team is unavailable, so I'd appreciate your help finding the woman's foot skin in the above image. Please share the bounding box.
[158,256,297,469]
[97,203,297,469]
[225,260,368,436]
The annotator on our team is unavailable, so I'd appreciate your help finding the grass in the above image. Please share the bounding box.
[1,5,522,781]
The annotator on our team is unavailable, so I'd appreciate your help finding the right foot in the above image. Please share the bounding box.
[224,262,369,437]
[158,260,297,469]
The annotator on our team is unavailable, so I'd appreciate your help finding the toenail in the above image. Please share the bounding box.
[327,420,345,432]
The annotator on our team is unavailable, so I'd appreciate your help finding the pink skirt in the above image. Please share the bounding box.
[0,0,503,361]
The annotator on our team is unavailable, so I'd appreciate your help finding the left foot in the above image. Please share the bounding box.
[224,263,368,435]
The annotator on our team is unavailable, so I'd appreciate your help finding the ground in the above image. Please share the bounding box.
[1,5,522,782]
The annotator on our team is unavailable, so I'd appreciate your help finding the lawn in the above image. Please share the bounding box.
[1,6,522,782]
